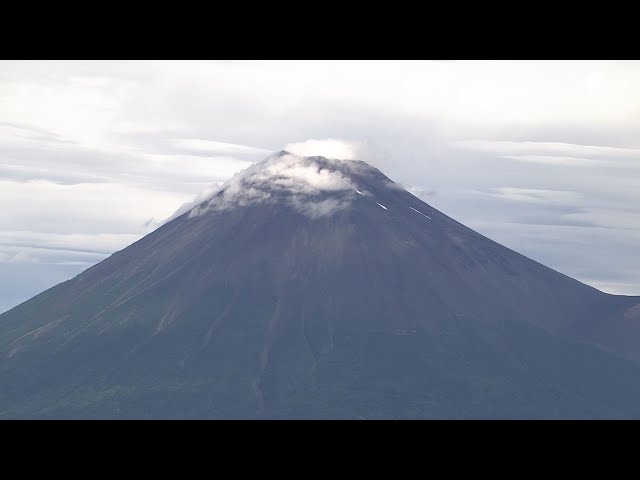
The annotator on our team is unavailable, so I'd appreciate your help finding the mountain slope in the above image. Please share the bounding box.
[1,151,639,418]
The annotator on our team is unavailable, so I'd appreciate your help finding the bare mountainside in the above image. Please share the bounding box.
[1,151,640,418]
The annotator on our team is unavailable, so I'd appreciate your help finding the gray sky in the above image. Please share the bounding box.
[1,60,639,313]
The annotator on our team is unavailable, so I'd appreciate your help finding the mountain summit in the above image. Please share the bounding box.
[1,151,640,418]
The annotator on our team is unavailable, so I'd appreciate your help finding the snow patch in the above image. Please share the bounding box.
[376,202,388,210]
[341,178,366,196]
[409,206,431,219]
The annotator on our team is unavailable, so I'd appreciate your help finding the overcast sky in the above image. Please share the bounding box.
[1,60,639,313]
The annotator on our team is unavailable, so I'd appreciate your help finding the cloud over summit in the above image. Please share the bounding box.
[188,150,357,218]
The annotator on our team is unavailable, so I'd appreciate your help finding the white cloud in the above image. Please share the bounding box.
[188,152,354,218]
[165,181,226,223]
[0,230,140,255]
[500,155,606,167]
[169,139,271,157]
[563,208,640,231]
[136,153,253,185]
[402,185,436,200]
[455,140,640,159]
[283,138,392,167]
[289,197,351,219]
[284,139,365,160]
[485,187,583,205]
[0,179,191,234]
[584,280,640,296]
[0,251,38,264]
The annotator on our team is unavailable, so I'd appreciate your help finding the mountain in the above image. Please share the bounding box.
[1,150,640,419]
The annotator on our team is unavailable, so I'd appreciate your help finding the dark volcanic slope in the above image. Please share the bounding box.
[1,151,639,419]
